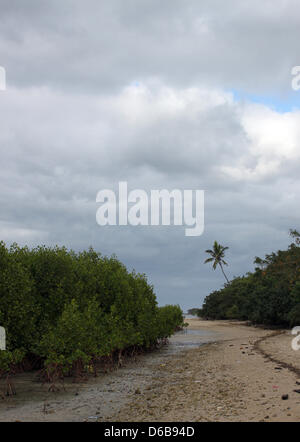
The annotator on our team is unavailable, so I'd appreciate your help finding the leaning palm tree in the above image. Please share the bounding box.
[204,241,229,283]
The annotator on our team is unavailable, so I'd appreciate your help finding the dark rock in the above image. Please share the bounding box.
[281,394,289,400]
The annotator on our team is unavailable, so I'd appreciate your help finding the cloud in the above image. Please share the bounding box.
[1,2,300,309]
[1,0,300,96]
[1,79,300,308]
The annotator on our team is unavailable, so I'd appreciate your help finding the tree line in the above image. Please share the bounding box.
[199,230,300,327]
[0,241,184,384]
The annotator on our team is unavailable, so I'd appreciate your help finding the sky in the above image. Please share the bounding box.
[1,0,300,311]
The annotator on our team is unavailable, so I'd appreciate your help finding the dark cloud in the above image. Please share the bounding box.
[1,0,300,95]
[0,1,300,309]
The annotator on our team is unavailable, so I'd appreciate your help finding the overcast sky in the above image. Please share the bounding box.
[1,0,300,310]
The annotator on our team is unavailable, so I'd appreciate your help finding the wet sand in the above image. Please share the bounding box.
[0,319,300,421]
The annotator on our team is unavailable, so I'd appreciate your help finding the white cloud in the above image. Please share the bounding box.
[1,1,300,309]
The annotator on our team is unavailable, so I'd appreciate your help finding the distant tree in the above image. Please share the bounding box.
[254,256,267,270]
[289,229,300,246]
[201,229,300,326]
[187,308,200,316]
[204,241,229,283]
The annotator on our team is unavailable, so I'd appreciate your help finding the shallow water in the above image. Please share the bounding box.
[161,328,219,355]
[0,325,219,421]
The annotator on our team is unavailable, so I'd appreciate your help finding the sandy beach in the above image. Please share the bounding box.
[0,318,300,422]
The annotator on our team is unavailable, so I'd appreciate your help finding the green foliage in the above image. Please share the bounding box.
[204,240,229,283]
[187,308,201,316]
[156,305,184,339]
[201,231,300,327]
[0,242,183,377]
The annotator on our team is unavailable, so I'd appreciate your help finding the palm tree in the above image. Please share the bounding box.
[204,241,229,283]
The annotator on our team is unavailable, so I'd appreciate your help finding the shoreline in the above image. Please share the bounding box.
[109,319,300,422]
[0,319,299,421]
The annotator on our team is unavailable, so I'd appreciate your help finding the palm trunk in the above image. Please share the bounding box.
[219,262,229,283]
